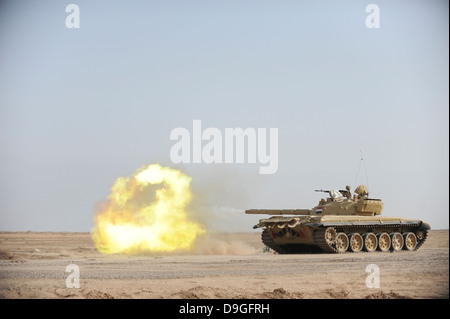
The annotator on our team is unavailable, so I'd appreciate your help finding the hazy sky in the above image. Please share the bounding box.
[0,0,448,232]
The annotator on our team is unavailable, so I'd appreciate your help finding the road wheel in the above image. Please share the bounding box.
[377,233,391,252]
[349,233,363,252]
[363,233,378,252]
[335,233,349,253]
[390,232,404,251]
[324,227,337,245]
[403,232,417,251]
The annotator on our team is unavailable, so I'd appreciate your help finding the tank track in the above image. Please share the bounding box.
[261,229,288,254]
[313,229,338,253]
[415,229,428,250]
[313,224,428,253]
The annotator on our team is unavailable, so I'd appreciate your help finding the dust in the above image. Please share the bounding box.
[191,232,260,255]
[187,166,268,233]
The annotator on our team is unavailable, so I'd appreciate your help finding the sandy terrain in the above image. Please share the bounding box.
[0,230,448,299]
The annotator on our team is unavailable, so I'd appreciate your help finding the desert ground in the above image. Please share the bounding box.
[0,230,448,299]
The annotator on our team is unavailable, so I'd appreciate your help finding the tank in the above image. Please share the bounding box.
[246,185,431,254]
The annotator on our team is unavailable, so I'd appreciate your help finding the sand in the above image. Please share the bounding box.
[0,230,448,299]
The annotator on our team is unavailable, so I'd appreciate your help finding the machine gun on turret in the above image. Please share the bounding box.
[316,186,352,199]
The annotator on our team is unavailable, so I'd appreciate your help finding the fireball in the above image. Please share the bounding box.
[91,164,205,254]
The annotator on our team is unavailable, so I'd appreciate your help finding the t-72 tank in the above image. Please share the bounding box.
[246,185,430,254]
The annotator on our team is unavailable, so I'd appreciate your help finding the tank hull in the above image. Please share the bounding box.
[256,215,430,254]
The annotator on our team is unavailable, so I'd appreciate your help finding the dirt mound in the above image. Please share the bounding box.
[82,289,117,299]
[170,286,413,299]
[171,286,307,299]
[364,291,410,299]
[0,250,16,260]
[258,288,305,299]
[171,286,232,299]
[322,289,353,299]
[53,288,118,299]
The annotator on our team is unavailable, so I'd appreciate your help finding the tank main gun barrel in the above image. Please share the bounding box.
[245,209,311,215]
[315,189,330,193]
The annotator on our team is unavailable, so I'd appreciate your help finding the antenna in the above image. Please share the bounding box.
[354,150,369,190]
